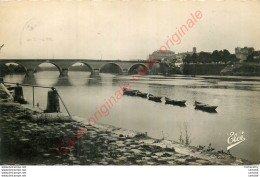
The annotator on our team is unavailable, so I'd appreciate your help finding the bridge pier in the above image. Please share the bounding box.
[91,69,100,77]
[60,68,69,78]
[122,71,129,75]
[26,69,34,77]
[122,69,129,75]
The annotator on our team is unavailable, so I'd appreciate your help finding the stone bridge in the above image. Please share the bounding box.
[0,59,153,77]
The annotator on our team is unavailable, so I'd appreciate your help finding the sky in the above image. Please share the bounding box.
[0,0,260,60]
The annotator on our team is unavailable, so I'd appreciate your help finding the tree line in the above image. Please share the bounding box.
[183,49,239,64]
[0,64,26,76]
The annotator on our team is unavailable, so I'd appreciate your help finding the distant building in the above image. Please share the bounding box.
[148,50,176,64]
[175,47,197,65]
[148,47,199,67]
[235,47,255,62]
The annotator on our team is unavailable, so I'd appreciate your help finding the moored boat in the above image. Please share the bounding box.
[123,90,131,96]
[194,101,217,113]
[123,89,139,96]
[136,91,148,98]
[148,94,162,102]
[165,97,186,106]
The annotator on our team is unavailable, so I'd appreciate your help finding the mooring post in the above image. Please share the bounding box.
[44,89,60,113]
[14,84,24,103]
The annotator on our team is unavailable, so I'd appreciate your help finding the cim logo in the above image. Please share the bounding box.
[227,131,246,151]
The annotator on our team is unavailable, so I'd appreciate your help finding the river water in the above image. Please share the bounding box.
[3,71,260,163]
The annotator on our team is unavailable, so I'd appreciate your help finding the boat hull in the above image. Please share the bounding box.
[165,97,186,106]
[165,100,186,106]
[123,90,139,96]
[148,96,162,102]
[136,92,148,98]
[194,102,217,113]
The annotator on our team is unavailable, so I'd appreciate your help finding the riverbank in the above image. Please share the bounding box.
[0,103,254,165]
[182,63,227,75]
[181,63,260,76]
[221,63,260,76]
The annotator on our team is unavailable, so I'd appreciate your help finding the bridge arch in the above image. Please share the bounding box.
[2,62,27,74]
[99,62,123,74]
[128,63,150,75]
[151,62,170,75]
[34,61,62,74]
[68,62,94,74]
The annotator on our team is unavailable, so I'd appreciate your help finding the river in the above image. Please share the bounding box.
[3,71,260,163]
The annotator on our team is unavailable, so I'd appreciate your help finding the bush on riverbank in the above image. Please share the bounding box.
[232,65,260,76]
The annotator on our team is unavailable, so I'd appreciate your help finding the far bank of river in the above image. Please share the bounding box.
[181,63,260,76]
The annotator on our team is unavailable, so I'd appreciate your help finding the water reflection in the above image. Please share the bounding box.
[88,75,101,86]
[23,75,37,85]
[55,78,72,86]
[3,74,25,84]
[34,71,60,86]
[68,72,91,86]
[15,72,122,87]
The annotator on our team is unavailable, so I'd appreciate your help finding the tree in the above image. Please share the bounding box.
[183,54,192,63]
[190,53,198,63]
[198,52,212,63]
[229,54,239,63]
[8,64,15,73]
[0,64,8,76]
[222,49,231,63]
[211,50,221,63]
[223,49,230,57]
[218,50,224,62]
[246,52,260,62]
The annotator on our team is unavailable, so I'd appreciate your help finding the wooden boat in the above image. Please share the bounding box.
[148,94,162,102]
[165,97,186,106]
[123,89,139,96]
[123,89,132,96]
[136,91,148,98]
[129,90,139,96]
[194,101,217,113]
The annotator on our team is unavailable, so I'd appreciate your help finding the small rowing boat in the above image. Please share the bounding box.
[165,97,186,106]
[194,101,217,113]
[148,94,162,102]
[136,91,148,98]
[123,89,139,96]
